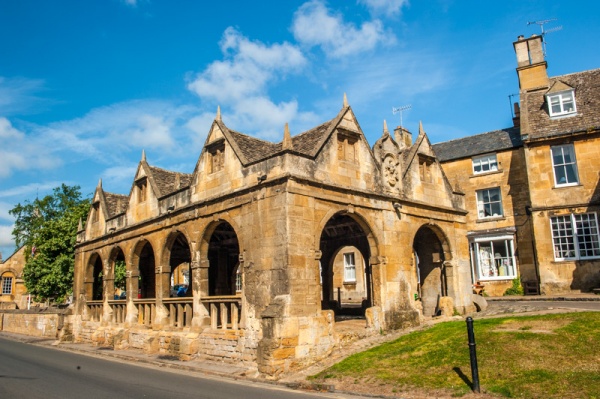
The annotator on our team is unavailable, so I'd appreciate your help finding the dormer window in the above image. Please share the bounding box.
[547,90,576,117]
[206,140,225,174]
[92,202,100,223]
[472,154,498,174]
[136,178,147,203]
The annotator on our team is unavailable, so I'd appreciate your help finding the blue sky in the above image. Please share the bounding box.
[1,0,599,257]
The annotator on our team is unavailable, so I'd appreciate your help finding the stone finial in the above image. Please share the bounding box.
[97,178,102,188]
[78,218,83,231]
[383,120,389,134]
[282,123,293,150]
[343,92,348,108]
[216,105,222,122]
[419,121,424,135]
[141,149,146,162]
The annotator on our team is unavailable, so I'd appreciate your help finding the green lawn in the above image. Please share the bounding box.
[311,312,600,398]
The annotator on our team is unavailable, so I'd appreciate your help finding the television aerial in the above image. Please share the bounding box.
[527,18,562,58]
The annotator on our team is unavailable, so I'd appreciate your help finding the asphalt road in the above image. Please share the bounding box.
[0,338,359,399]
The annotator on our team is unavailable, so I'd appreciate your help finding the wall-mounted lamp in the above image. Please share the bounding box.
[167,205,175,212]
[393,202,402,210]
[108,227,116,233]
[257,174,267,182]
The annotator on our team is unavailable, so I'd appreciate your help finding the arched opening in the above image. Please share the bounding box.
[168,233,192,297]
[135,242,156,299]
[86,253,103,301]
[109,247,126,300]
[413,225,448,317]
[319,213,372,317]
[208,222,240,296]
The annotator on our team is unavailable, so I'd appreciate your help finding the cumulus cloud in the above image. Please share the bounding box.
[358,0,409,17]
[292,0,392,59]
[187,27,318,139]
[0,117,60,178]
[0,223,15,249]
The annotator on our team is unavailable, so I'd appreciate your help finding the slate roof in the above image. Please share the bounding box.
[432,127,522,162]
[104,192,128,217]
[222,117,337,165]
[148,166,193,198]
[522,68,600,139]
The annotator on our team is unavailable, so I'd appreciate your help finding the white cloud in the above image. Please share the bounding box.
[0,76,49,116]
[187,27,318,140]
[0,181,63,199]
[358,0,409,17]
[0,117,60,178]
[0,224,15,248]
[292,0,392,59]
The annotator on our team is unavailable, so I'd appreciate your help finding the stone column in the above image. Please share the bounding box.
[191,256,210,327]
[125,268,139,324]
[153,265,170,326]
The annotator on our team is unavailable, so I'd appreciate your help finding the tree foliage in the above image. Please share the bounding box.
[9,184,89,302]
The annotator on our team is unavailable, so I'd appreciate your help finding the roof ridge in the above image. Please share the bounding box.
[550,67,600,80]
[433,126,518,145]
[148,164,192,176]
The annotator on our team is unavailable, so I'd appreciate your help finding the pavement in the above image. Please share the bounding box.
[1,293,599,394]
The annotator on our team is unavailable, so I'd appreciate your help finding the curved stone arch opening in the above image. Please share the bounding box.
[131,239,156,299]
[85,252,104,301]
[412,223,452,317]
[108,246,126,300]
[162,230,192,298]
[199,220,241,296]
[318,211,379,317]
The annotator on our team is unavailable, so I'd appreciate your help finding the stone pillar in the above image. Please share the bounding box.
[125,268,139,324]
[153,264,170,326]
[191,257,210,327]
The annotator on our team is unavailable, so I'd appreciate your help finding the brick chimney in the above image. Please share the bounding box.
[513,102,521,127]
[513,34,548,90]
[394,126,412,149]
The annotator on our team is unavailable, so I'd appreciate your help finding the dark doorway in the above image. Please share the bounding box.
[413,226,446,317]
[169,234,192,297]
[91,255,103,301]
[138,242,156,298]
[208,222,240,296]
[319,213,372,317]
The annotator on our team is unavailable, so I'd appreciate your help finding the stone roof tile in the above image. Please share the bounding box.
[523,68,600,139]
[148,166,193,198]
[432,127,522,162]
[104,192,128,217]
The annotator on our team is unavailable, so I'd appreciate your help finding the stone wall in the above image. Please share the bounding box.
[0,309,70,338]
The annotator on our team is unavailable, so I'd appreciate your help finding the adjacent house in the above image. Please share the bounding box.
[433,34,600,295]
[0,246,30,309]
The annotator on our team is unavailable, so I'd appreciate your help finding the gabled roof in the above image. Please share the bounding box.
[147,165,192,197]
[522,68,600,140]
[104,192,128,217]
[432,127,522,162]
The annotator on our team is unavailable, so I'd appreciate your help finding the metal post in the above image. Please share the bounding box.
[466,316,480,393]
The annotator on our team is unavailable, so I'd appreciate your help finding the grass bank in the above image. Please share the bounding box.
[311,312,600,398]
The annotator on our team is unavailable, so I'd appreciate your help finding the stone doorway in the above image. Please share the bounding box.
[413,226,447,317]
[320,213,372,317]
[88,254,103,301]
[168,234,192,297]
[133,241,156,299]
[207,222,240,296]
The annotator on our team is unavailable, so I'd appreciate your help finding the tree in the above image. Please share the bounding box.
[9,184,89,302]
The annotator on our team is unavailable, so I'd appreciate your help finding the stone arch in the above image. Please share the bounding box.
[131,239,156,299]
[108,246,126,299]
[199,219,241,296]
[85,252,104,301]
[412,223,452,317]
[162,230,192,298]
[317,210,379,316]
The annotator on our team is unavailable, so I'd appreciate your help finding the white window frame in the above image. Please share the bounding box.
[343,252,356,283]
[472,236,517,281]
[547,90,576,117]
[550,213,600,261]
[1,276,13,295]
[476,187,503,219]
[551,144,579,187]
[472,154,498,174]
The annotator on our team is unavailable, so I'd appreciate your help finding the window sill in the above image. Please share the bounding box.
[549,112,577,119]
[478,276,517,282]
[553,183,581,189]
[470,169,503,178]
[343,281,357,286]
[476,216,506,223]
